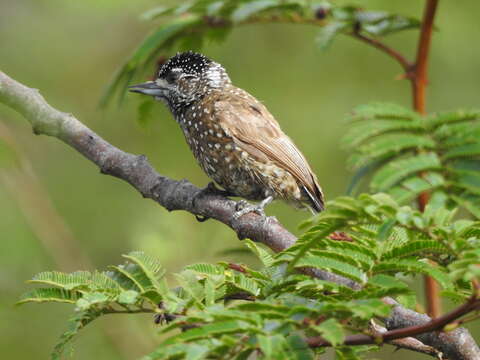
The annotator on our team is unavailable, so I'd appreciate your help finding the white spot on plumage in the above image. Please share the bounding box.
[274,169,283,177]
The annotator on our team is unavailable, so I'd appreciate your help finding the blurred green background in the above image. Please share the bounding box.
[1,1,479,359]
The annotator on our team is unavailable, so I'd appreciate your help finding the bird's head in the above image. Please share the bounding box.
[129,51,231,108]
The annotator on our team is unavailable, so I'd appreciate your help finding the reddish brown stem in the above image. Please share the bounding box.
[412,0,441,318]
[307,291,480,348]
[412,0,439,115]
[350,32,413,72]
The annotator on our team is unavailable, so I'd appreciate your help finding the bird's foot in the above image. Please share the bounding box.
[233,196,273,220]
[193,182,233,222]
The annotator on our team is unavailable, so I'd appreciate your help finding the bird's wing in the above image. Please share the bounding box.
[214,92,324,211]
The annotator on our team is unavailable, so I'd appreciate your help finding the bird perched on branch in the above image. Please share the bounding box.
[129,51,324,217]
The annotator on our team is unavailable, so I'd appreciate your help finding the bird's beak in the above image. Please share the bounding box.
[128,81,165,96]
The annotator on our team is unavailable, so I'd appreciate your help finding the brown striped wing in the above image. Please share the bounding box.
[213,92,324,211]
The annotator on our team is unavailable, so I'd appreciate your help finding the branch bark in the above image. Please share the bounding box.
[0,71,479,359]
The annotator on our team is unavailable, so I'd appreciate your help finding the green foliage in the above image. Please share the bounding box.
[101,0,421,106]
[343,103,480,217]
[19,197,480,358]
[17,2,480,359]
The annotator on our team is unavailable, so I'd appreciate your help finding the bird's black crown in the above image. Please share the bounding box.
[158,51,213,79]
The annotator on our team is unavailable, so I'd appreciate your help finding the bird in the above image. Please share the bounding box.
[129,51,324,217]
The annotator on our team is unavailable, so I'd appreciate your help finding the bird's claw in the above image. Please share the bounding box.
[233,196,273,219]
[234,200,265,219]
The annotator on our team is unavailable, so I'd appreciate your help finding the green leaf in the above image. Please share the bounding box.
[349,299,391,318]
[367,274,408,289]
[360,12,421,36]
[373,259,453,289]
[316,21,348,50]
[231,0,278,23]
[370,153,441,191]
[76,292,110,310]
[186,263,225,275]
[28,271,92,290]
[140,6,174,21]
[244,239,275,266]
[286,333,315,360]
[352,133,435,167]
[18,288,79,305]
[295,255,367,284]
[318,239,377,269]
[227,273,261,296]
[118,290,140,305]
[348,102,420,121]
[388,172,444,204]
[444,143,480,160]
[123,251,167,292]
[313,318,345,346]
[382,240,449,260]
[342,120,424,148]
[185,344,210,360]
[163,320,249,344]
[175,270,208,306]
[428,109,480,127]
[258,334,288,359]
[52,310,100,360]
[451,194,480,219]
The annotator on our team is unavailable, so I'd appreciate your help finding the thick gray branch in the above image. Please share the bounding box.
[0,71,478,359]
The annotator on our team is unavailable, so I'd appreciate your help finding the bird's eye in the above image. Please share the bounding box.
[165,71,178,84]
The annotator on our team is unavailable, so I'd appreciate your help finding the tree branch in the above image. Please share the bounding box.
[307,291,480,352]
[1,71,479,359]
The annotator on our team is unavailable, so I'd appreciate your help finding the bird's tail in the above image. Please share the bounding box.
[302,185,324,214]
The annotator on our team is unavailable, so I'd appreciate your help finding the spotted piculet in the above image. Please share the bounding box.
[129,51,324,214]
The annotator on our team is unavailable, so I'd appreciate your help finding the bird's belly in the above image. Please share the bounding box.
[194,140,302,202]
[179,118,303,204]
[196,142,266,200]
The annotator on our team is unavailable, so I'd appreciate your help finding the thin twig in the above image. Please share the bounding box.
[349,31,413,73]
